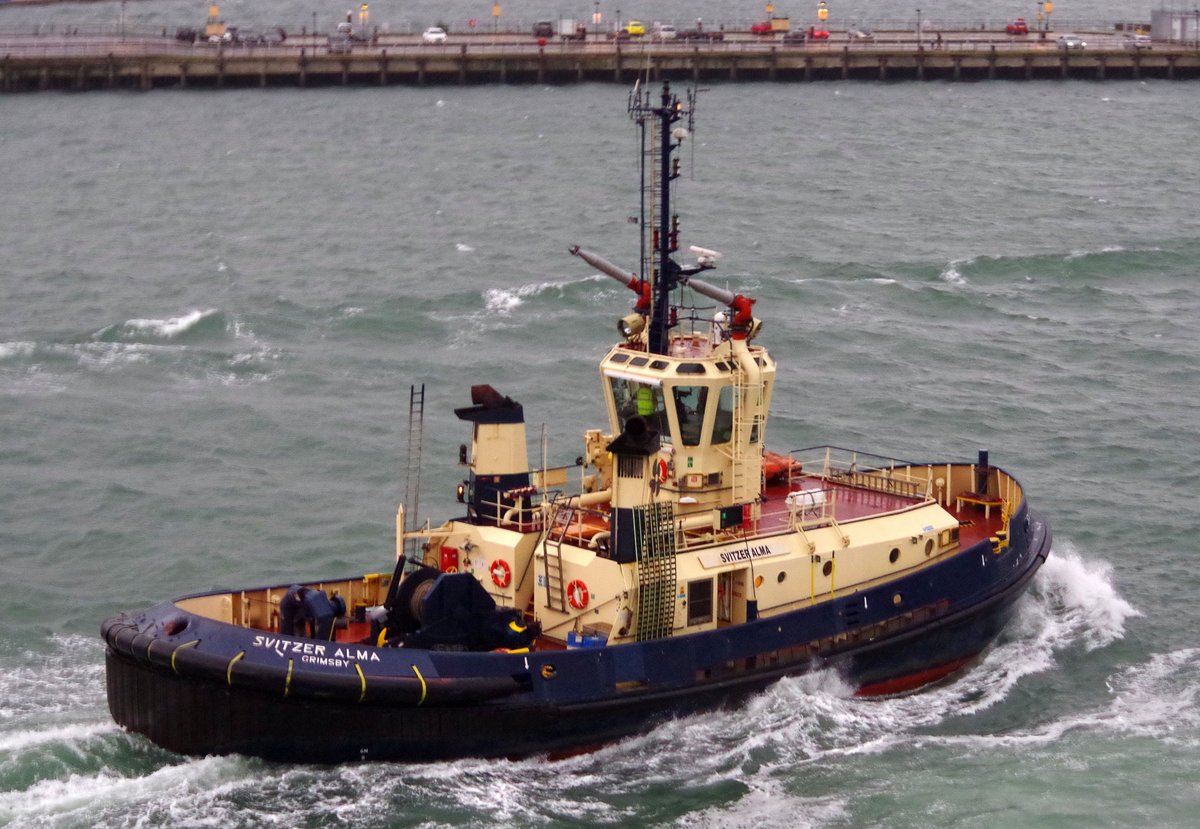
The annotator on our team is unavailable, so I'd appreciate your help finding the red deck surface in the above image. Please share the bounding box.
[759,474,1006,548]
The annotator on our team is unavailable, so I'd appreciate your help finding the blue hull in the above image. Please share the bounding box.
[103,508,1050,763]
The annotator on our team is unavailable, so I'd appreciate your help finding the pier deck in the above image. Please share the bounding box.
[3,32,1200,91]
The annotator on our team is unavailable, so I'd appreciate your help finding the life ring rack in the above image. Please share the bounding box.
[567,580,590,610]
[490,559,512,588]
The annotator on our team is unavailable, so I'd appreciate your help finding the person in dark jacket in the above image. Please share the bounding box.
[279,584,338,640]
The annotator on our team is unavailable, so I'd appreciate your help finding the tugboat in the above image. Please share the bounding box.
[102,83,1051,763]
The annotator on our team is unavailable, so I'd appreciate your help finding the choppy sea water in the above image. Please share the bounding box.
[2,68,1200,828]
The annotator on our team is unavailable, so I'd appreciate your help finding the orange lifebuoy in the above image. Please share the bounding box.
[567,579,590,610]
[657,458,669,483]
[490,559,512,588]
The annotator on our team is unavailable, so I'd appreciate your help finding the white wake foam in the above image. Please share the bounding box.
[117,308,220,339]
[1035,543,1141,651]
[482,279,573,315]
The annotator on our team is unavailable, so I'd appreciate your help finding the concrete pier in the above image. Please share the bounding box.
[2,34,1199,92]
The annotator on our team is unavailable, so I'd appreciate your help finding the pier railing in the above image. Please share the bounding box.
[4,32,1198,91]
[3,31,1192,59]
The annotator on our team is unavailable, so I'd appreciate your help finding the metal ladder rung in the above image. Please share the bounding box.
[403,384,425,563]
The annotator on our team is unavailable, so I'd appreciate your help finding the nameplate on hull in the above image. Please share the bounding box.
[699,543,786,568]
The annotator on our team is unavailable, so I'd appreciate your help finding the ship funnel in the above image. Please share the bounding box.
[454,385,531,525]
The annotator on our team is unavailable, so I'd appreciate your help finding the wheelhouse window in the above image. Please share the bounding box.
[686,578,714,626]
[712,386,735,444]
[671,385,709,446]
[609,377,672,442]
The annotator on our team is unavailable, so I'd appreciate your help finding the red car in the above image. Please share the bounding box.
[1005,18,1029,34]
[750,21,774,34]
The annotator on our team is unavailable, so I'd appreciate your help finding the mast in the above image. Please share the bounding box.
[628,81,694,355]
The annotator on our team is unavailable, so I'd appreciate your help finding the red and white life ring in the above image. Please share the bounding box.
[567,579,590,610]
[490,559,512,588]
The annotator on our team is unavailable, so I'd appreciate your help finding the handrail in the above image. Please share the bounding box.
[1,33,1190,61]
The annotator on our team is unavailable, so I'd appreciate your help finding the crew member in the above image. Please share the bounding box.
[279,584,338,640]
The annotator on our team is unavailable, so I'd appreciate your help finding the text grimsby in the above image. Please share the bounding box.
[251,635,382,662]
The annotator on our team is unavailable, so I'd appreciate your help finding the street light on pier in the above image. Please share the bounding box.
[916,7,921,41]
[1037,1,1054,35]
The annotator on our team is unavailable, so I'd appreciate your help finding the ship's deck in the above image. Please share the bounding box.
[759,473,1006,549]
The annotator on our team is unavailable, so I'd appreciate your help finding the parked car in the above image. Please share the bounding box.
[219,26,254,44]
[421,26,447,44]
[1124,32,1152,49]
[1056,34,1086,50]
[848,26,874,41]
[1005,18,1029,35]
[652,23,677,40]
[750,21,774,35]
[679,28,724,41]
[335,21,371,42]
[533,21,554,38]
[623,20,647,36]
[782,26,829,43]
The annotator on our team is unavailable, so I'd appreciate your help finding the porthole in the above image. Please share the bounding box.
[540,664,557,680]
[822,561,833,577]
[924,539,934,557]
[893,593,903,606]
[889,547,900,564]
[777,571,787,584]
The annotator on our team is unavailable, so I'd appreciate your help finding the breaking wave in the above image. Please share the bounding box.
[94,309,224,343]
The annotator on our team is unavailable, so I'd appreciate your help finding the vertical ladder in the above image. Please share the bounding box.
[635,501,677,641]
[402,384,425,563]
[728,364,762,504]
[541,496,569,612]
[645,119,659,285]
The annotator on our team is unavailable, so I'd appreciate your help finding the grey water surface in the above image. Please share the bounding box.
[1,42,1198,829]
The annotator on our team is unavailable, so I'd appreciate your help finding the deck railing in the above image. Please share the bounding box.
[789,445,935,501]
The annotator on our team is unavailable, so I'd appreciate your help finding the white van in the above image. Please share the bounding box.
[652,23,677,40]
